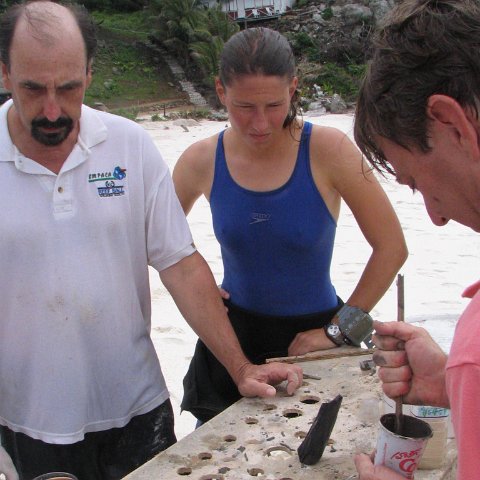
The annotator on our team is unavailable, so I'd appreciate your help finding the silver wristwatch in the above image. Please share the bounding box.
[336,304,373,346]
[323,323,344,346]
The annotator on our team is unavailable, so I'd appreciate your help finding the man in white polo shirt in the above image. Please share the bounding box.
[0,2,303,479]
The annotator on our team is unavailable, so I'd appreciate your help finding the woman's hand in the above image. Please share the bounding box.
[218,286,230,312]
[218,286,230,300]
[288,327,337,356]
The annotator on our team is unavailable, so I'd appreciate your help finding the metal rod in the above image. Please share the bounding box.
[395,274,404,434]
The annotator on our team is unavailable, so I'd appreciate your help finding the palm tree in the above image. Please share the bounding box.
[190,5,238,86]
[150,0,207,66]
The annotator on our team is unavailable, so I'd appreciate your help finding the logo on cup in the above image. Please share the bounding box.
[390,447,422,460]
[389,448,422,477]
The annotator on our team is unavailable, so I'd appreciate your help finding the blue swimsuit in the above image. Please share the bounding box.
[211,121,338,315]
[181,122,343,422]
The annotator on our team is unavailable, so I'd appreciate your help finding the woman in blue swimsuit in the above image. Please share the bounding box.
[173,27,408,423]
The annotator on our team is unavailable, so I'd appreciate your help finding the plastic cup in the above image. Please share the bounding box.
[374,413,433,479]
[32,474,78,480]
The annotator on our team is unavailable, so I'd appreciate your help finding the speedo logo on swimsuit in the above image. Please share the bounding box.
[88,166,127,198]
[250,213,271,224]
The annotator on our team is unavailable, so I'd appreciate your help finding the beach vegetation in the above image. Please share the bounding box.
[0,1,372,115]
[312,62,366,102]
[82,10,184,116]
[148,0,238,88]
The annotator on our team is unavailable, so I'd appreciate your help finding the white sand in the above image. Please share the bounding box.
[142,112,479,440]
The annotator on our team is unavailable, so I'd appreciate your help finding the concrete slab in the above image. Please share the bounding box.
[125,355,457,480]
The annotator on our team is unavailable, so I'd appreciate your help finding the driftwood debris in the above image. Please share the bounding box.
[266,346,374,364]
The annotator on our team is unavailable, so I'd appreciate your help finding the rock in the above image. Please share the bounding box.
[311,13,328,25]
[306,101,327,115]
[103,79,115,90]
[329,94,348,113]
[93,102,109,112]
[173,119,201,127]
[368,0,396,22]
[341,4,373,25]
[208,110,229,121]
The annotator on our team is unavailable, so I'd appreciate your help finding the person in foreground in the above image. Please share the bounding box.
[352,0,480,478]
[0,2,303,479]
[173,27,407,424]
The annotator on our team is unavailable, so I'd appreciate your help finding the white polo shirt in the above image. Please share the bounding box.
[0,100,195,444]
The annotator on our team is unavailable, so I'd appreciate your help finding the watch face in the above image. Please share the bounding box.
[328,324,340,336]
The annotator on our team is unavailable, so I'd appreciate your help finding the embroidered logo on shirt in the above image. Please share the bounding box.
[250,213,271,224]
[88,166,127,198]
[97,180,125,197]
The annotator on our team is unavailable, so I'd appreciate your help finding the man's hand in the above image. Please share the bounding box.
[372,320,449,407]
[0,446,18,480]
[161,253,303,400]
[234,361,303,398]
[288,328,337,356]
[355,452,405,480]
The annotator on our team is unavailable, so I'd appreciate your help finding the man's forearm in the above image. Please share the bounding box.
[159,251,250,384]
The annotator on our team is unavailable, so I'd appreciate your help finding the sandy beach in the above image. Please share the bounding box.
[141,112,479,440]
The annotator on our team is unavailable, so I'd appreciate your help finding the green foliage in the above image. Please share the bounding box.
[114,107,140,121]
[85,42,174,105]
[83,13,181,111]
[2,0,143,13]
[190,36,225,87]
[288,31,318,62]
[80,0,146,12]
[290,32,315,51]
[91,10,151,41]
[1,0,147,12]
[296,0,310,7]
[149,0,206,65]
[322,7,334,20]
[203,5,239,42]
[313,62,366,101]
[184,108,212,119]
[148,1,238,88]
[189,6,239,86]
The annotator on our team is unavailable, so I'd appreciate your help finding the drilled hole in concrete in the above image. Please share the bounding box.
[263,403,277,411]
[177,467,192,476]
[283,408,303,418]
[218,467,230,474]
[295,431,307,439]
[199,476,224,480]
[247,467,265,476]
[223,434,236,442]
[300,395,320,404]
[264,446,293,459]
[245,416,259,425]
[198,452,212,460]
[302,381,310,386]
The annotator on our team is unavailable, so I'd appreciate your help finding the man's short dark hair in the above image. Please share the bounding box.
[0,0,97,71]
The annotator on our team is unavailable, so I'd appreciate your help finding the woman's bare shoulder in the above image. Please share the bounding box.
[308,123,360,167]
[179,132,220,166]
